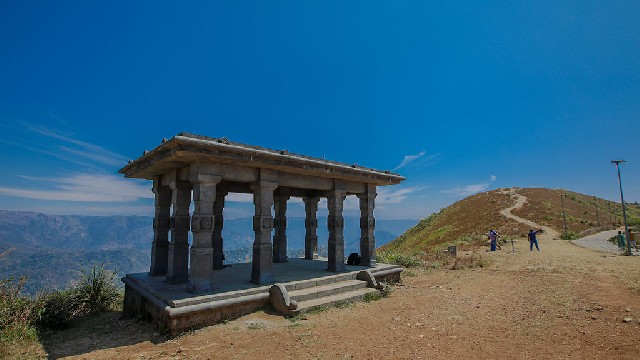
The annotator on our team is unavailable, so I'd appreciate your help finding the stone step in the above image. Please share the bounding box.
[284,272,359,292]
[283,265,402,292]
[296,287,380,313]
[289,279,368,302]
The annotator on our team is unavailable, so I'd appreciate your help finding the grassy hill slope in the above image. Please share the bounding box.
[382,187,640,254]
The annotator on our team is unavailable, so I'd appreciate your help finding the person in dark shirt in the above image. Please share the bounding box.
[528,229,542,251]
[488,229,498,251]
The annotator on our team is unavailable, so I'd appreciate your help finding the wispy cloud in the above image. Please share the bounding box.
[441,184,490,197]
[377,186,427,204]
[441,175,498,197]
[0,174,153,202]
[393,150,426,171]
[9,204,155,216]
[26,124,128,166]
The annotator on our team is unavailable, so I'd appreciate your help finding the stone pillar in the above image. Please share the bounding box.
[187,163,221,293]
[212,189,227,270]
[273,194,289,263]
[250,180,278,284]
[150,178,171,276]
[303,197,320,260]
[327,190,346,272]
[358,184,377,267]
[166,178,192,284]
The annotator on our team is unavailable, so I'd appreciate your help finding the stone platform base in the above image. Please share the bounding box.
[122,258,403,333]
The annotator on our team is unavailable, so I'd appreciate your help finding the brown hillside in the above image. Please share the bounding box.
[511,188,636,234]
[382,187,639,254]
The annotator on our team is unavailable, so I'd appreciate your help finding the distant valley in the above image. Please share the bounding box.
[0,210,416,294]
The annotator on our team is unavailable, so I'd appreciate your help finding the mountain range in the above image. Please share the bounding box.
[0,210,416,294]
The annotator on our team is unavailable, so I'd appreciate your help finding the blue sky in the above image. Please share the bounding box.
[0,1,638,220]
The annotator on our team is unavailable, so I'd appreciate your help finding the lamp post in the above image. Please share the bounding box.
[611,160,631,256]
[594,196,600,227]
[560,193,568,238]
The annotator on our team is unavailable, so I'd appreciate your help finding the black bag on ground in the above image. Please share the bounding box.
[347,252,361,266]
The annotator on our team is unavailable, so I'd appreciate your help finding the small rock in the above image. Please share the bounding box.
[623,317,633,323]
[625,308,632,312]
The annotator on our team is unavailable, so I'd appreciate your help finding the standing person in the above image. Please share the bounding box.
[617,231,626,251]
[528,229,542,251]
[488,229,498,251]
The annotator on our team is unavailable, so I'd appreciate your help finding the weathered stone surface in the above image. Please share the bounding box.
[166,177,191,284]
[250,177,278,284]
[119,133,406,326]
[187,163,221,293]
[327,188,346,272]
[358,185,377,267]
[150,178,171,276]
[273,195,290,263]
[212,190,227,270]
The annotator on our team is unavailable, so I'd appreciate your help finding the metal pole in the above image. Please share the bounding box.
[594,196,600,227]
[560,194,568,238]
[612,160,631,256]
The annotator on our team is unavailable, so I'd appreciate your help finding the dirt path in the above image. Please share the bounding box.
[41,193,640,360]
[499,188,560,240]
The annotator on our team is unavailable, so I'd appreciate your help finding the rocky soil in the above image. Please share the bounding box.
[32,190,640,359]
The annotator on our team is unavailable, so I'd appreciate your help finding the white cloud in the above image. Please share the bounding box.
[0,174,153,202]
[393,150,426,171]
[27,125,128,166]
[11,204,155,216]
[377,186,427,204]
[441,183,490,197]
[441,175,497,197]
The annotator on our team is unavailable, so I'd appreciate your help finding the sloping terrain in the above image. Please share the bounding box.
[383,187,640,254]
[27,189,640,359]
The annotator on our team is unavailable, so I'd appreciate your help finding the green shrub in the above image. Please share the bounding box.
[363,292,383,302]
[0,262,123,351]
[68,264,122,316]
[376,251,422,268]
[39,289,74,329]
[560,232,578,240]
[0,276,45,357]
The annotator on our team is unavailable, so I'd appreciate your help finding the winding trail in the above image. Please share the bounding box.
[499,188,560,241]
[499,188,624,254]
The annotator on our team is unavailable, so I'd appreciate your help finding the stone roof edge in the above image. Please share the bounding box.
[119,133,406,182]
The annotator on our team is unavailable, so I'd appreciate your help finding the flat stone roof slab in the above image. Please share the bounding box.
[119,133,405,185]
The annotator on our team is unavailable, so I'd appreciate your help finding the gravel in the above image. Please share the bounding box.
[572,230,626,254]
